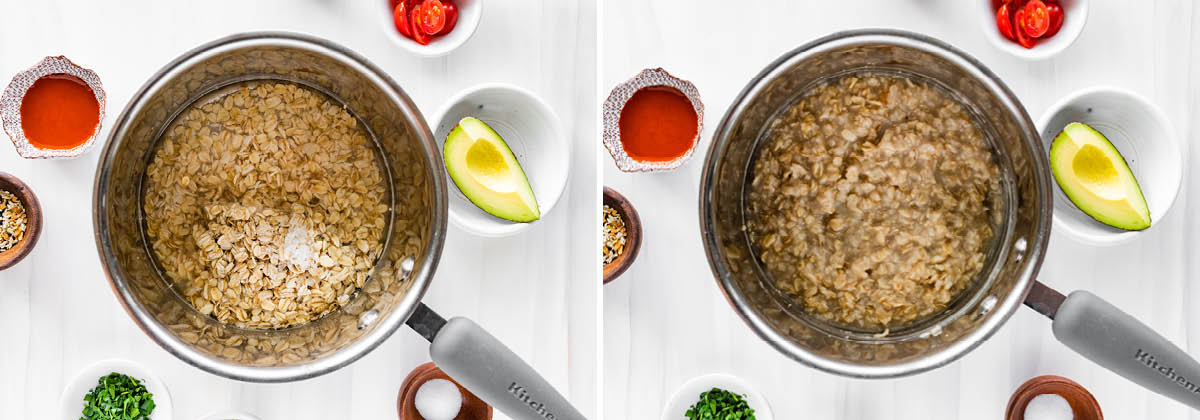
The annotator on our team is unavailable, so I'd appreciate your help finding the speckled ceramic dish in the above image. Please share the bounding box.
[603,68,703,172]
[1,56,105,159]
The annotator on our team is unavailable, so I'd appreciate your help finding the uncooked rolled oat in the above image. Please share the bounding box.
[144,82,388,330]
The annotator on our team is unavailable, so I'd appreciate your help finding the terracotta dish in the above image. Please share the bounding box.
[0,172,41,270]
[1006,375,1102,420]
[603,187,641,284]
[398,362,492,420]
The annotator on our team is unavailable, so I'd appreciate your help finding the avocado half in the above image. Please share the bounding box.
[444,117,540,222]
[1050,122,1150,230]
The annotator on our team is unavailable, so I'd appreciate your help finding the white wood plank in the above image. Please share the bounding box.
[0,1,598,419]
[603,0,1200,418]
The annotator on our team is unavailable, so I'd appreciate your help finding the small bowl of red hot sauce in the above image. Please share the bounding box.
[603,68,703,172]
[2,56,105,159]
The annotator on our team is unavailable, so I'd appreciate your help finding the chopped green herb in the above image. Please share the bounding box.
[80,372,156,420]
[685,387,756,420]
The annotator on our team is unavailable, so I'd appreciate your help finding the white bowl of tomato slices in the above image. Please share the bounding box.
[979,0,1087,60]
[379,0,481,57]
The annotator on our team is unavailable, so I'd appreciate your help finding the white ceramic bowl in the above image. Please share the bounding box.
[1038,86,1182,245]
[60,359,173,420]
[372,0,482,57]
[977,0,1088,60]
[433,83,570,237]
[660,373,773,420]
[198,410,262,420]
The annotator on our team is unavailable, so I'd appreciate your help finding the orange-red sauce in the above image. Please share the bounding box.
[19,75,99,150]
[618,86,697,162]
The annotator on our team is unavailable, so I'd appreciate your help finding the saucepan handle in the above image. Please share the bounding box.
[430,316,586,420]
[1052,290,1200,410]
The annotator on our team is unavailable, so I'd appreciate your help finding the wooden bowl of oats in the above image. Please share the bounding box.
[603,187,641,284]
[0,171,41,271]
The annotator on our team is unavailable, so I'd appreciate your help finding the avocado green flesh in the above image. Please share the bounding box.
[444,117,540,222]
[1050,122,1150,230]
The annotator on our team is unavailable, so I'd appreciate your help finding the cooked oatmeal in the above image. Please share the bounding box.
[748,74,1001,330]
[143,82,388,330]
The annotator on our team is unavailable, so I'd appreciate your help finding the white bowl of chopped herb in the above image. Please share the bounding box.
[661,373,772,420]
[60,359,172,420]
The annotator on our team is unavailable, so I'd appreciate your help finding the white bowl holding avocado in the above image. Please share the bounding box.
[1039,87,1182,245]
[60,359,173,420]
[434,83,570,237]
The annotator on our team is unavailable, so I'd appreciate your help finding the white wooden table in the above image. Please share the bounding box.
[0,1,597,419]
[603,0,1200,419]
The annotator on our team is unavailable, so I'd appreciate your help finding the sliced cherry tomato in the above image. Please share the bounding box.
[410,4,432,45]
[439,1,458,35]
[393,2,412,38]
[418,0,446,35]
[1013,9,1037,48]
[1022,0,1050,38]
[1044,3,1065,38]
[996,3,1016,42]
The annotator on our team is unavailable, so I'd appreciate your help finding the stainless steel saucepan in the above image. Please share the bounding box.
[93,32,583,420]
[700,29,1200,410]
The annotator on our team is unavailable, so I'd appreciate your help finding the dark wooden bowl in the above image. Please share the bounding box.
[1006,375,1102,420]
[603,186,642,284]
[0,171,41,270]
[398,362,492,420]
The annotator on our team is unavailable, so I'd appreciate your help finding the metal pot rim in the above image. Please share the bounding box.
[92,31,448,382]
[698,28,1053,378]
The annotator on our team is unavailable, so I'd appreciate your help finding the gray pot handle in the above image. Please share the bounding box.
[430,317,586,420]
[1052,290,1200,410]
